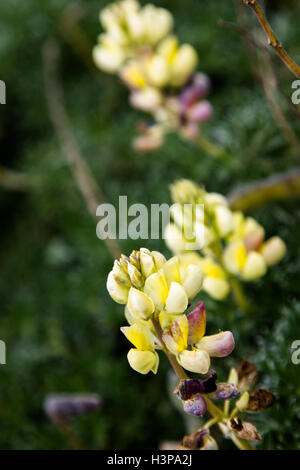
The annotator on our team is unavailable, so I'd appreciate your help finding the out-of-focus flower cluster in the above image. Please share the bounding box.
[93,0,212,151]
[165,179,286,301]
[107,248,234,375]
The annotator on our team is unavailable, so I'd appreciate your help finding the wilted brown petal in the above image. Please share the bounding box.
[182,429,209,449]
[237,359,258,391]
[246,388,276,412]
[175,370,217,400]
[230,418,262,442]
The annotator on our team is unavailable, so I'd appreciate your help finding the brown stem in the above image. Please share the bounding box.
[42,37,121,260]
[234,2,300,159]
[242,0,300,78]
[54,417,86,450]
[0,165,29,192]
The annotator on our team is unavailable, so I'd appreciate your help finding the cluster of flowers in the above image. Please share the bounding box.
[107,249,275,449]
[177,360,275,450]
[165,179,286,301]
[93,0,212,151]
[107,248,234,375]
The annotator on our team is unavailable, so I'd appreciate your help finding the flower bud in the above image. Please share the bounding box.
[142,5,174,45]
[183,394,207,417]
[261,236,286,266]
[214,205,234,238]
[181,264,204,300]
[223,241,247,275]
[140,248,156,277]
[120,60,147,88]
[179,73,211,109]
[202,277,230,300]
[170,44,198,87]
[242,251,266,280]
[196,331,235,357]
[165,282,188,314]
[144,271,168,312]
[127,348,159,374]
[107,271,130,304]
[127,263,144,289]
[133,128,164,153]
[146,55,169,88]
[130,87,162,112]
[164,223,187,253]
[186,100,213,123]
[213,382,240,400]
[178,349,210,374]
[127,287,154,320]
[170,179,204,205]
[187,301,206,344]
[93,43,125,74]
[236,391,250,411]
[227,367,238,387]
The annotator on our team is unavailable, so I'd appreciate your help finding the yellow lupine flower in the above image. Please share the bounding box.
[121,321,156,351]
[165,282,188,314]
[127,287,155,320]
[120,60,148,88]
[127,349,159,374]
[260,236,286,266]
[144,271,169,312]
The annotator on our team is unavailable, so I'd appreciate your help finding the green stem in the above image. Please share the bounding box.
[230,433,255,451]
[194,134,231,159]
[228,276,250,313]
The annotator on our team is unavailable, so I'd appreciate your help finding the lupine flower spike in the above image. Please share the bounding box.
[164,179,286,308]
[107,249,234,375]
[93,1,216,153]
[107,249,274,449]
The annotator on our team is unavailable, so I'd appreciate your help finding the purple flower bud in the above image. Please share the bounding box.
[175,370,217,400]
[187,301,206,345]
[44,394,101,421]
[186,100,213,123]
[179,73,211,110]
[183,394,207,417]
[212,382,240,400]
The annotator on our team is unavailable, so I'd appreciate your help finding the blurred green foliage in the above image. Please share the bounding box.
[0,0,300,449]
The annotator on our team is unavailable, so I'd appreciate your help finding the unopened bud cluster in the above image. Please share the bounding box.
[165,179,286,301]
[93,1,212,152]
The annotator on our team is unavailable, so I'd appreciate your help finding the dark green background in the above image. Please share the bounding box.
[0,0,300,449]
